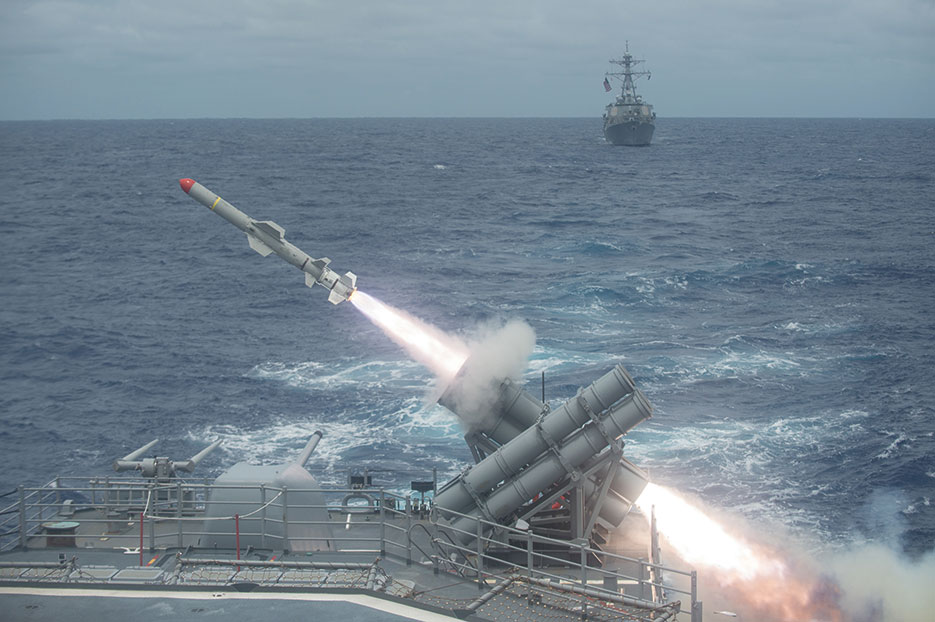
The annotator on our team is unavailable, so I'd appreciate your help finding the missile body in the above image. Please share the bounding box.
[179,178,357,304]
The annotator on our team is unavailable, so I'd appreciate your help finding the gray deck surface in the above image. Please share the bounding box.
[0,591,459,622]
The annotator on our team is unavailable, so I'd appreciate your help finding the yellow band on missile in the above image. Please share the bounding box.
[211,196,221,210]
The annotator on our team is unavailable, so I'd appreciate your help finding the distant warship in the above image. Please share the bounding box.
[603,43,655,146]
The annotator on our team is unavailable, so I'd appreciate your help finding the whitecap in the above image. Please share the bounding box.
[874,432,910,460]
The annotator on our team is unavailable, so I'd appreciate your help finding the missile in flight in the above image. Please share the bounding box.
[178,178,357,304]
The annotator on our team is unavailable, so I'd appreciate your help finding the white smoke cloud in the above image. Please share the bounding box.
[437,318,536,431]
[829,545,935,622]
[465,318,537,384]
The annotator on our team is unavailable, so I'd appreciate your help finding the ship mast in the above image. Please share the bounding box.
[606,41,651,104]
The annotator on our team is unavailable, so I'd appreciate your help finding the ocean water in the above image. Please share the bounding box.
[1,117,933,562]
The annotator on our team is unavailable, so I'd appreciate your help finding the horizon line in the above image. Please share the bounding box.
[1,115,933,122]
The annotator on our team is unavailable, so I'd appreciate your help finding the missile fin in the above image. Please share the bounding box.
[247,233,275,257]
[310,258,331,270]
[304,273,315,288]
[253,220,285,241]
[328,289,345,305]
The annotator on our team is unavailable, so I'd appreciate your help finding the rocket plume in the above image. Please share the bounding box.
[635,483,843,620]
[350,291,469,380]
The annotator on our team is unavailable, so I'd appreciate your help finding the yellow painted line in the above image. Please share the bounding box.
[211,196,221,210]
[146,556,159,566]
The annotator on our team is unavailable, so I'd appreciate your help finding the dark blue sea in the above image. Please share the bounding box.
[1,118,933,562]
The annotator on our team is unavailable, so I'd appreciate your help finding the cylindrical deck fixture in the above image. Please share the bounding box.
[580,455,650,528]
[435,364,649,524]
[443,388,652,536]
[440,359,652,531]
[438,359,547,443]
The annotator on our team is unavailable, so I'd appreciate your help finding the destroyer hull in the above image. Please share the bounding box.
[603,119,655,146]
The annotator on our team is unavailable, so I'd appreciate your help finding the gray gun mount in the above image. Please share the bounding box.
[113,439,221,479]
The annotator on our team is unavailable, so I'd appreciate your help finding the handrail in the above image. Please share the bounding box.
[430,501,696,611]
[435,501,695,583]
[431,529,477,578]
[0,477,695,616]
[405,522,437,566]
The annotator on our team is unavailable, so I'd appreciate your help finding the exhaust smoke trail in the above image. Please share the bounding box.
[635,483,842,620]
[349,291,469,380]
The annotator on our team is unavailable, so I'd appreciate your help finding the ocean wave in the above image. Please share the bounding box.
[875,432,911,460]
[247,358,430,391]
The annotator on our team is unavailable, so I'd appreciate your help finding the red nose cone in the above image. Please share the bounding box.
[179,178,196,194]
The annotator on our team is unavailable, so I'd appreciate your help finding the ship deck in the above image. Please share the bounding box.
[0,478,699,621]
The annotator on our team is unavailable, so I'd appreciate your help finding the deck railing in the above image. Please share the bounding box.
[0,477,700,621]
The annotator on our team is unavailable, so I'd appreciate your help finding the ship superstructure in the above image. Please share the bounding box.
[603,43,655,146]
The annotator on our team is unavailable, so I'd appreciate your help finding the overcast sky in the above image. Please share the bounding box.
[1,0,933,119]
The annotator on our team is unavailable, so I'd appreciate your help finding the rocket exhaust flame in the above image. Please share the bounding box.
[349,291,469,380]
[636,484,788,580]
[635,483,843,620]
